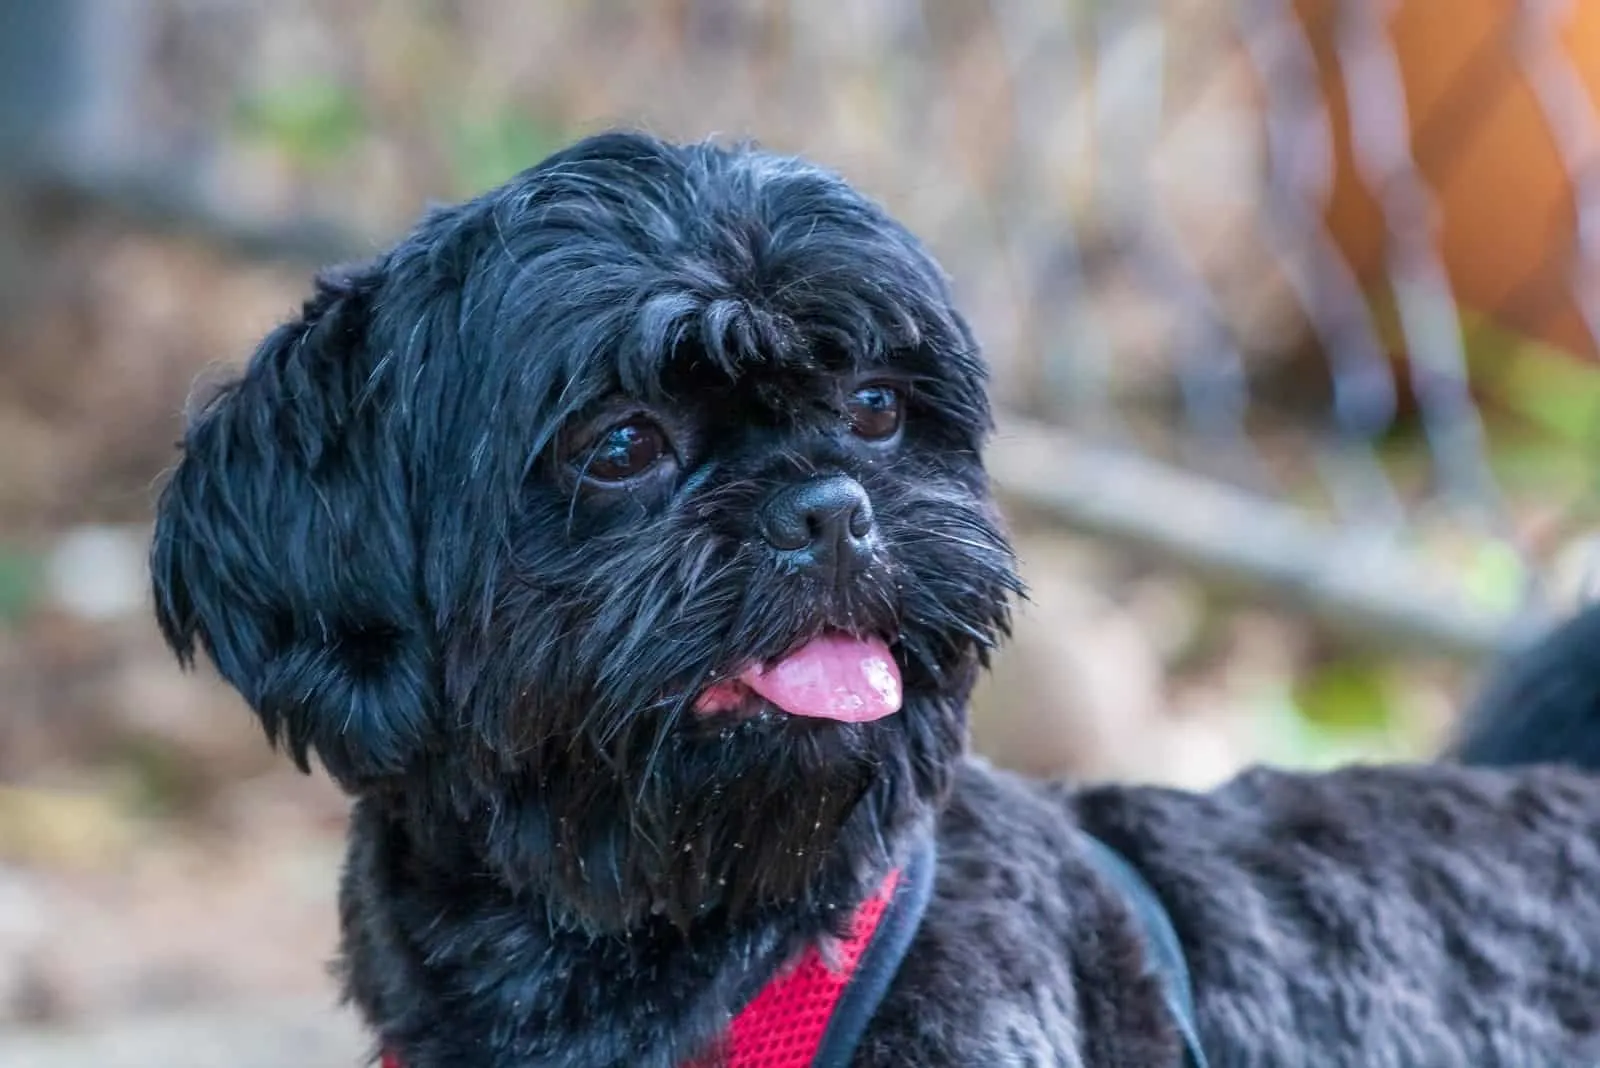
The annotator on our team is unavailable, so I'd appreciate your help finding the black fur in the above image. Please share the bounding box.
[1454,602,1600,772]
[152,132,1600,1066]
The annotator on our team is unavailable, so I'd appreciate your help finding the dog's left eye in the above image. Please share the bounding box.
[582,419,669,483]
[845,385,903,441]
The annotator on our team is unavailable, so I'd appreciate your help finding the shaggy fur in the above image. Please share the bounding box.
[1453,601,1600,772]
[151,131,1600,1067]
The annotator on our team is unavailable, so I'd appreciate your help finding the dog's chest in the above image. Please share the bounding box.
[852,978,1088,1068]
[970,997,1083,1068]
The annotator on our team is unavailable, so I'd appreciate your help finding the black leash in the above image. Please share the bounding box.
[1080,833,1210,1068]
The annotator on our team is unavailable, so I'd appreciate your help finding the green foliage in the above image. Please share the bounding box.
[1370,304,1600,500]
[1485,427,1594,500]
[1258,655,1430,768]
[1293,657,1394,735]
[0,546,42,625]
[113,734,209,819]
[1469,321,1600,447]
[233,77,367,168]
[444,107,565,197]
[1460,539,1527,615]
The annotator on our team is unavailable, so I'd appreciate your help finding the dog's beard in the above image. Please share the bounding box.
[435,444,1015,933]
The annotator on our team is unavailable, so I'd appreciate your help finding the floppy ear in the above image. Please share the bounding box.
[150,263,437,789]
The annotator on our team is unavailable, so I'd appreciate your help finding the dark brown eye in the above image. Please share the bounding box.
[582,419,668,482]
[845,385,903,441]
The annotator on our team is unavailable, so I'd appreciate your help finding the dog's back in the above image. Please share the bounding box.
[1455,602,1600,771]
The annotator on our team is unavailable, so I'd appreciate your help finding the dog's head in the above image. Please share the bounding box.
[152,132,1018,930]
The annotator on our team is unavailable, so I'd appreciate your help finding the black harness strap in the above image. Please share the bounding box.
[813,831,1206,1068]
[811,837,939,1068]
[1080,833,1210,1068]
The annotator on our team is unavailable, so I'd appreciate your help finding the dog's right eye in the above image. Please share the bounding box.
[581,419,669,483]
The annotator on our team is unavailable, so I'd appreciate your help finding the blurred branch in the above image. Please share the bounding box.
[10,159,372,266]
[988,415,1542,662]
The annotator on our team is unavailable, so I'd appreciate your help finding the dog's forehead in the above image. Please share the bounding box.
[414,135,982,445]
[656,343,865,415]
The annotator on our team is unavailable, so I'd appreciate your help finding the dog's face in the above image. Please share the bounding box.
[152,133,1018,931]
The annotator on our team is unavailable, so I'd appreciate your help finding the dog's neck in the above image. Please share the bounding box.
[339,796,920,1067]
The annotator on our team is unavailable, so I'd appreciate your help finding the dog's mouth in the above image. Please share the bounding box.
[693,632,902,723]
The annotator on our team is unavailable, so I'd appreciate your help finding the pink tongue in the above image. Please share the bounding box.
[738,635,902,722]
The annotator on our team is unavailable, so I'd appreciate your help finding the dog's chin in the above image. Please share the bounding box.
[458,655,968,935]
[449,525,1007,931]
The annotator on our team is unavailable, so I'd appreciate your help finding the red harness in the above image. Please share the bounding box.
[690,869,899,1067]
[380,869,902,1068]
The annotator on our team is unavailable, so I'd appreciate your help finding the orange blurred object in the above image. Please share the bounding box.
[1303,0,1600,360]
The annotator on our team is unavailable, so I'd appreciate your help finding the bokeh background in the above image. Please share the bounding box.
[3,1,1600,1064]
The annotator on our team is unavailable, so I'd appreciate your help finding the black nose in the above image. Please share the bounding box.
[758,476,876,577]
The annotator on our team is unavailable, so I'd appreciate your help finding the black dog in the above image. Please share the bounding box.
[152,132,1600,1067]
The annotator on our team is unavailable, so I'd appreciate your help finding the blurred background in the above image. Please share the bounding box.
[2,0,1599,1063]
